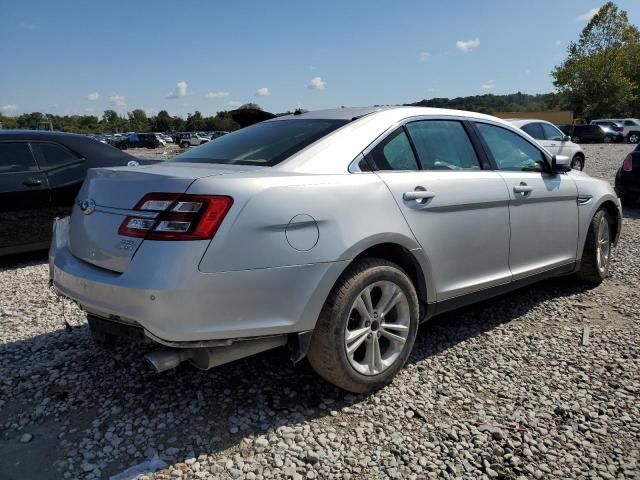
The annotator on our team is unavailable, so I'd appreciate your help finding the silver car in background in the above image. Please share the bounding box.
[508,119,586,171]
[50,106,622,393]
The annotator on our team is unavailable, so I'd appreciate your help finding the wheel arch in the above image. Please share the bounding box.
[598,199,622,246]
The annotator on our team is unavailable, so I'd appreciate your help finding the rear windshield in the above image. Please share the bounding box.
[170,119,348,166]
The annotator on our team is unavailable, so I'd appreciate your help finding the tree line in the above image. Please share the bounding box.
[0,108,242,134]
[1,2,637,132]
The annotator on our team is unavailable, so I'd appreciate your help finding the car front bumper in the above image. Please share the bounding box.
[50,217,345,344]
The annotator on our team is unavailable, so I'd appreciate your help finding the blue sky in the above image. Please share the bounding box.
[1,0,638,117]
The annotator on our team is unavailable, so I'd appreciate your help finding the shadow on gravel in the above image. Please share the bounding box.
[0,275,594,479]
[0,250,48,270]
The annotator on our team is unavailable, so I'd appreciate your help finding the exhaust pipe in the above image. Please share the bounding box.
[144,335,288,373]
[145,350,193,372]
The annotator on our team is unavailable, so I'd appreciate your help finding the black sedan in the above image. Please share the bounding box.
[615,144,640,208]
[0,130,154,256]
[557,124,624,143]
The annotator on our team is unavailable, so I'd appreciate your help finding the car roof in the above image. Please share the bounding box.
[0,129,89,141]
[507,119,556,127]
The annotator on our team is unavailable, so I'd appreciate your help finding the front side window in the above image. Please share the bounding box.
[0,142,38,173]
[405,120,480,170]
[369,128,418,171]
[31,142,79,168]
[521,123,544,140]
[541,123,564,141]
[171,119,348,167]
[476,123,546,172]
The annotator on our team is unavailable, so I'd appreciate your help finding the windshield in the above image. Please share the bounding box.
[170,119,348,166]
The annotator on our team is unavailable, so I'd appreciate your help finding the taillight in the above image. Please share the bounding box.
[622,154,633,172]
[118,193,233,240]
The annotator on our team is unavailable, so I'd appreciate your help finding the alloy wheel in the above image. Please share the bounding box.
[629,133,639,144]
[344,281,410,376]
[571,157,583,170]
[596,216,610,273]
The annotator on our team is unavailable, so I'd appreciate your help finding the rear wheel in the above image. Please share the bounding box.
[603,136,612,144]
[572,136,580,143]
[576,208,612,285]
[628,132,640,144]
[180,141,189,148]
[307,258,419,393]
[571,154,584,171]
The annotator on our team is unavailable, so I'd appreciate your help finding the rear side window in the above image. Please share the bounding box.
[171,119,348,166]
[405,120,480,170]
[31,142,79,168]
[521,123,544,140]
[369,128,418,171]
[0,142,38,173]
[476,123,546,172]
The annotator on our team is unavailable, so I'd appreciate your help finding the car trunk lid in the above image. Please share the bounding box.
[68,163,246,272]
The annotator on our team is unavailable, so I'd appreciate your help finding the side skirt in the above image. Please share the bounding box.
[424,262,577,320]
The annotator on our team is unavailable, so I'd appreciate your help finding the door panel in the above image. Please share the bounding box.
[369,121,512,301]
[377,171,512,300]
[0,142,51,253]
[474,122,579,279]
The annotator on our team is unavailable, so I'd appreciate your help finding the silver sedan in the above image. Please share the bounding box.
[50,106,622,393]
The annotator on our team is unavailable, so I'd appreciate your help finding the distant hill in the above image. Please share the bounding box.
[405,92,562,114]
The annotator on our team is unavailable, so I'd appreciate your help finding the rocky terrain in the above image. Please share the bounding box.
[0,143,638,479]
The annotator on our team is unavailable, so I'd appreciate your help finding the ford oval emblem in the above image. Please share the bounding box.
[78,198,96,215]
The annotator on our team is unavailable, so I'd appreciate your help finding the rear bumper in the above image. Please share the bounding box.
[50,217,345,343]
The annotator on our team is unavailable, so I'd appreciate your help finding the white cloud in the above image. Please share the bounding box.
[455,38,480,53]
[87,92,99,101]
[206,91,230,99]
[578,7,600,21]
[256,87,270,96]
[109,95,127,109]
[2,104,17,115]
[227,100,242,108]
[307,76,326,90]
[418,51,431,63]
[481,80,495,90]
[166,81,188,99]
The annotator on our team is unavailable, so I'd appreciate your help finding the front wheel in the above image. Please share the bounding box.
[628,132,640,144]
[576,208,612,285]
[603,136,612,144]
[571,155,584,171]
[307,258,419,393]
[180,142,189,148]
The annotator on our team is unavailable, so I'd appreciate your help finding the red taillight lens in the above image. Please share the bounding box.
[118,193,233,241]
[622,154,633,172]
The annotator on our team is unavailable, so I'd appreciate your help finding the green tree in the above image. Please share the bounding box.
[552,1,640,118]
[128,109,150,132]
[152,110,172,132]
[185,111,205,131]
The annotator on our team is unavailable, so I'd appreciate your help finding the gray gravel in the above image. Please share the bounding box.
[1,143,638,480]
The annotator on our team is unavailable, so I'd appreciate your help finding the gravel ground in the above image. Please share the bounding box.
[1,144,638,480]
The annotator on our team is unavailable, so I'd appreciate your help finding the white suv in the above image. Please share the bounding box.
[179,133,209,148]
[591,119,640,144]
[508,119,586,170]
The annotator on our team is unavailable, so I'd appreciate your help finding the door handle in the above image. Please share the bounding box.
[403,190,436,201]
[513,183,534,195]
[23,178,43,187]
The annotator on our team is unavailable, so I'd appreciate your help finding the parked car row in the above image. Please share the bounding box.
[591,118,640,144]
[46,106,626,393]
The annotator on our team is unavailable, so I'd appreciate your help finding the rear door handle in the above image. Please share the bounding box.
[23,178,43,187]
[403,190,436,201]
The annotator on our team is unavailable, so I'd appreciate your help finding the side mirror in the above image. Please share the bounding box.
[562,135,571,142]
[552,154,571,172]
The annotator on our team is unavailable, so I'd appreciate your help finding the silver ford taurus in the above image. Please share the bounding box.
[50,107,622,393]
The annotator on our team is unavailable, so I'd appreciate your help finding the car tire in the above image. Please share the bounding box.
[628,132,640,144]
[572,136,580,143]
[576,208,613,285]
[180,142,189,148]
[307,258,419,393]
[603,136,611,144]
[571,154,585,171]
